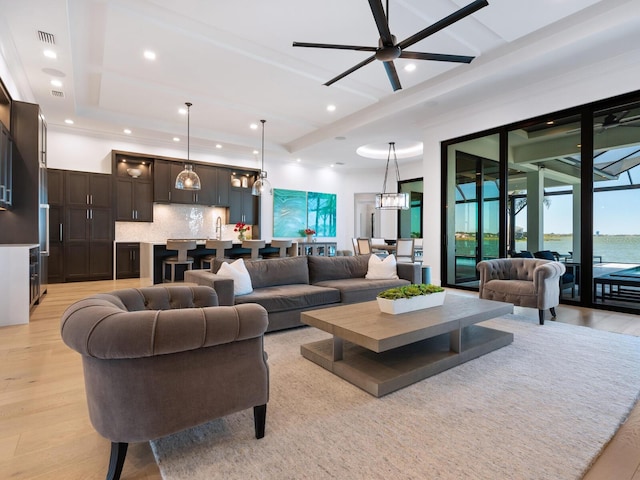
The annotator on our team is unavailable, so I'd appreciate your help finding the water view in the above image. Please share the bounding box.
[455,234,640,264]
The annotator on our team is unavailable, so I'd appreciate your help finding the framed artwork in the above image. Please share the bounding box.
[273,189,337,237]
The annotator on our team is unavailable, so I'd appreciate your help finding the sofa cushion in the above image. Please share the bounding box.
[308,254,369,283]
[214,255,309,289]
[233,284,340,313]
[216,259,253,295]
[482,279,538,308]
[314,278,410,304]
[365,254,399,280]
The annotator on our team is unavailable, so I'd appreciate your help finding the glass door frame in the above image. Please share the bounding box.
[440,89,640,314]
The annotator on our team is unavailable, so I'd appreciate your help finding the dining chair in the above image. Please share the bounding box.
[351,237,359,255]
[395,238,417,263]
[356,238,372,255]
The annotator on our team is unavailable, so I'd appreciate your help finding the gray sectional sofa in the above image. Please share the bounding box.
[185,254,421,332]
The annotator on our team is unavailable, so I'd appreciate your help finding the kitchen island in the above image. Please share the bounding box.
[140,240,291,284]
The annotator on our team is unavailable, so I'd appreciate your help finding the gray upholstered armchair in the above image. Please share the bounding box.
[60,285,269,480]
[476,258,566,325]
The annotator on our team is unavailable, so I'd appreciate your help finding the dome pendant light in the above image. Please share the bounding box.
[375,142,409,210]
[175,102,202,191]
[252,119,272,196]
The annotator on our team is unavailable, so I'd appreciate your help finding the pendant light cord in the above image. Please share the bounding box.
[186,102,192,163]
[260,119,266,174]
[381,142,399,193]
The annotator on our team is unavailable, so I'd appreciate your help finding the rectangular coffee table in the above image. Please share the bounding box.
[300,295,514,397]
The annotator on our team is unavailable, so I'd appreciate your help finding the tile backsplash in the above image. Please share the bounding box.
[115,204,252,242]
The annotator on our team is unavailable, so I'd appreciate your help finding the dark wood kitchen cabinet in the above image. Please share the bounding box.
[114,155,153,221]
[62,170,114,281]
[229,187,257,225]
[153,159,230,206]
[46,169,64,283]
[116,242,140,279]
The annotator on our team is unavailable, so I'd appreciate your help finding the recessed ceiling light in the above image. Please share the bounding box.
[327,104,336,112]
[173,137,180,142]
[123,128,132,134]
[143,50,156,60]
[404,63,416,72]
[215,144,222,149]
[356,141,423,159]
[178,107,187,115]
[330,164,334,168]
[50,79,62,88]
[252,149,259,155]
[250,123,258,130]
[64,119,74,125]
[546,121,555,125]
[296,158,301,162]
[43,49,57,59]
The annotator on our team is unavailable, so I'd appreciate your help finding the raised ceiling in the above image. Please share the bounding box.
[0,0,637,168]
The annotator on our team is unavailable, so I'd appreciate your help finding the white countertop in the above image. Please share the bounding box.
[0,244,39,248]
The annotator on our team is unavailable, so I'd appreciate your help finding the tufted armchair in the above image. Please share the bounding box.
[61,285,269,480]
[476,258,566,325]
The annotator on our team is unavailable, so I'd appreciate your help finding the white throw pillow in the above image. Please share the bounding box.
[217,258,253,295]
[365,254,399,280]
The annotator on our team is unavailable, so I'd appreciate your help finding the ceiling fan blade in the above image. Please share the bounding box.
[400,51,474,63]
[324,55,376,86]
[292,42,377,52]
[398,0,488,50]
[383,61,402,91]
[368,0,394,45]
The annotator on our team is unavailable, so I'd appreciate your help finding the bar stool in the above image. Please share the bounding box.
[201,240,233,270]
[268,239,293,258]
[162,240,197,282]
[241,239,266,260]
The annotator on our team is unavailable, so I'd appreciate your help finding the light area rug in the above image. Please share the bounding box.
[151,315,640,480]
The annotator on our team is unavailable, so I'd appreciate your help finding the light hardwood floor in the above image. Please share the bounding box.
[0,279,639,479]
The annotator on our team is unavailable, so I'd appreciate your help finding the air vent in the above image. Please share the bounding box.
[38,30,56,44]
[50,90,65,98]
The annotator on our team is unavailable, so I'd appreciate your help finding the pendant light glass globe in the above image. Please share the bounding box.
[175,164,201,190]
[252,119,271,196]
[175,102,201,191]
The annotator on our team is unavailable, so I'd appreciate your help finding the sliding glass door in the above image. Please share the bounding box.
[591,102,640,311]
[442,90,640,314]
[445,135,499,287]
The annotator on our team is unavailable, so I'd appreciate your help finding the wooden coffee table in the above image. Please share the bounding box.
[300,295,514,397]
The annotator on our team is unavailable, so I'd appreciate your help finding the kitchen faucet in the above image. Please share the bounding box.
[215,216,222,240]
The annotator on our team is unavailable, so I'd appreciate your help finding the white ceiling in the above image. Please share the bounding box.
[0,0,638,169]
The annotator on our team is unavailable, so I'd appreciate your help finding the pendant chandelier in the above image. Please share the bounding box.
[375,142,409,210]
[175,102,201,191]
[252,119,272,196]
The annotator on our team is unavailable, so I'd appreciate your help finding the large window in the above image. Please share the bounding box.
[442,91,640,314]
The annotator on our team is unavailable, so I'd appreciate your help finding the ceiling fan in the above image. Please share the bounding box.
[596,111,640,133]
[292,0,488,92]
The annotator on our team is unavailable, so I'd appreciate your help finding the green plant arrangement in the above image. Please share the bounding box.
[377,284,445,300]
[376,284,446,314]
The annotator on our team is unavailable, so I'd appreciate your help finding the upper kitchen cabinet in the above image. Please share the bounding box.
[47,168,64,206]
[113,154,153,222]
[229,171,258,225]
[0,123,12,209]
[2,101,46,245]
[153,159,230,206]
[66,170,111,208]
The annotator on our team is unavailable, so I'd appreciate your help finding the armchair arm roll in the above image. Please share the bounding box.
[533,261,566,309]
[61,300,269,360]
